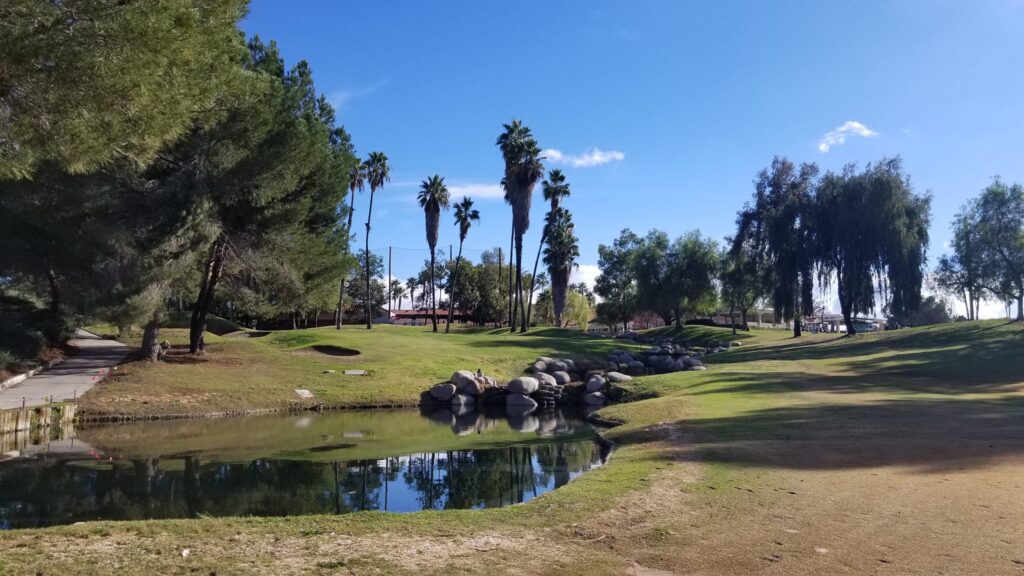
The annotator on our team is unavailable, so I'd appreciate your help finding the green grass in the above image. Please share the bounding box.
[78,324,650,418]
[5,320,1022,574]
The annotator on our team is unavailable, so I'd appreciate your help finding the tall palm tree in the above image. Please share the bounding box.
[391,280,405,311]
[418,175,450,332]
[446,196,480,332]
[337,160,365,329]
[503,177,514,328]
[362,151,389,329]
[526,169,571,327]
[496,120,545,333]
[406,275,418,310]
[543,208,580,327]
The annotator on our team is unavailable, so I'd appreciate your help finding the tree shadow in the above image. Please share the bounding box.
[613,395,1024,472]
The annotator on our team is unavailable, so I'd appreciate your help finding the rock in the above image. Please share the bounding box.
[561,358,576,370]
[451,370,477,389]
[689,365,708,371]
[606,371,632,383]
[461,378,484,396]
[627,360,647,375]
[582,392,605,405]
[730,341,743,347]
[508,376,539,395]
[322,369,335,374]
[549,360,569,373]
[429,383,456,402]
[531,360,547,373]
[687,357,703,368]
[552,371,572,385]
[537,356,555,364]
[535,372,558,387]
[451,393,475,407]
[606,362,620,372]
[506,393,539,409]
[585,375,607,392]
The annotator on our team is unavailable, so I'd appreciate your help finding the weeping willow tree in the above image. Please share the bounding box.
[740,157,819,337]
[813,158,931,334]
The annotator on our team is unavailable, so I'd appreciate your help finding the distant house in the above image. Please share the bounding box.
[383,309,473,326]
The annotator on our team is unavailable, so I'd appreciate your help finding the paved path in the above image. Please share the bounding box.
[0,329,130,409]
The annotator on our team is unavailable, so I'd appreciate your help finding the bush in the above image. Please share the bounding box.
[0,295,73,367]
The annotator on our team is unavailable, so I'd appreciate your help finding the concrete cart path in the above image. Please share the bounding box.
[0,329,130,409]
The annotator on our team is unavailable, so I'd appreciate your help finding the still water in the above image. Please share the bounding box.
[0,408,608,529]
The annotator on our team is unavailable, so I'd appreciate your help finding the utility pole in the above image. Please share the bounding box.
[387,246,392,320]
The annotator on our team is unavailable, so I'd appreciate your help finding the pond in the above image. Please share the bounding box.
[0,408,609,529]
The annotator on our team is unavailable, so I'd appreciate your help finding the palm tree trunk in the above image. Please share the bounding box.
[525,230,546,331]
[446,241,464,333]
[508,224,515,331]
[430,250,438,332]
[365,190,376,329]
[337,188,357,330]
[515,233,528,333]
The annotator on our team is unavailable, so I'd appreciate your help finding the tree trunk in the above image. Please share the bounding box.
[335,277,346,329]
[730,304,736,335]
[508,225,516,332]
[740,308,749,331]
[515,233,528,333]
[141,312,162,362]
[46,265,62,312]
[189,237,227,354]
[794,316,803,338]
[430,250,438,332]
[525,230,546,331]
[446,241,464,333]
[365,190,376,330]
[1017,292,1023,322]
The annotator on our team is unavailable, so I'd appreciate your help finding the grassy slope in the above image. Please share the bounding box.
[3,321,1022,575]
[78,325,643,418]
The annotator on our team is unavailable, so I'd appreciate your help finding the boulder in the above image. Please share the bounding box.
[552,371,572,385]
[585,375,607,392]
[536,356,555,364]
[549,360,569,373]
[606,371,632,383]
[451,370,477,389]
[627,360,647,375]
[451,393,475,407]
[535,372,558,387]
[429,383,456,402]
[531,360,547,373]
[506,393,539,409]
[582,392,605,405]
[561,358,576,370]
[689,365,708,371]
[461,378,485,396]
[508,376,539,395]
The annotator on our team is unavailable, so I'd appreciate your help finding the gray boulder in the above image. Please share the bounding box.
[506,393,539,409]
[531,360,547,373]
[689,365,708,371]
[552,371,572,385]
[585,375,607,392]
[451,393,475,407]
[461,378,484,396]
[451,370,477,389]
[535,372,558,387]
[429,383,456,402]
[582,392,605,405]
[627,360,647,375]
[549,360,569,373]
[606,371,632,383]
[508,376,539,395]
[536,356,555,364]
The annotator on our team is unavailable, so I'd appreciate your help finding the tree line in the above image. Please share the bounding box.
[596,156,934,336]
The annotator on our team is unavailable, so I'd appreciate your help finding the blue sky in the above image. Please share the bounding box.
[241,1,1024,316]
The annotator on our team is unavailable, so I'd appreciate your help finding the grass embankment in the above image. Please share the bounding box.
[3,321,1023,575]
[77,324,645,418]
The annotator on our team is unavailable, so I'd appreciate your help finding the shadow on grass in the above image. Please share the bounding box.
[613,395,1024,472]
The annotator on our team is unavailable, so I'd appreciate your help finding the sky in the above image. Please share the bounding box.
[241,0,1024,318]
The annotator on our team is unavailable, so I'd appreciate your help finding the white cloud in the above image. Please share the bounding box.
[543,147,625,168]
[817,121,878,153]
[569,263,601,289]
[448,183,505,200]
[327,80,387,111]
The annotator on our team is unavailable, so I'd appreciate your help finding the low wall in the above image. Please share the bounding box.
[0,403,76,444]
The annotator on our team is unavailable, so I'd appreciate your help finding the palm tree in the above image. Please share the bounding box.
[391,280,406,311]
[496,120,545,333]
[446,196,480,333]
[526,169,571,328]
[406,276,418,310]
[543,208,579,327]
[337,160,365,329]
[418,175,450,332]
[362,151,390,329]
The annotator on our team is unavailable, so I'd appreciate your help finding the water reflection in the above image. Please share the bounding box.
[0,408,607,529]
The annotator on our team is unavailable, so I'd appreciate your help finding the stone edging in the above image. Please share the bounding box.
[0,357,65,392]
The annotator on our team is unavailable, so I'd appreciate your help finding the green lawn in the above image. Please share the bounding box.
[4,320,1022,575]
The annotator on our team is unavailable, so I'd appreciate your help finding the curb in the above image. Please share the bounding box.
[0,357,66,392]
